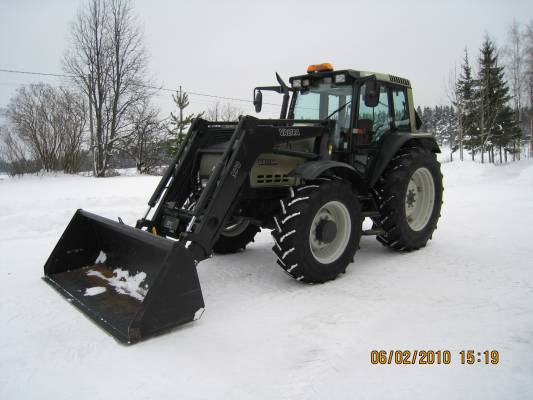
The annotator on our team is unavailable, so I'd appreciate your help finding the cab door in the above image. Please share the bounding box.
[356,82,392,143]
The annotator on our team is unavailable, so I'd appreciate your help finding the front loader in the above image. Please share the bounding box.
[44,63,443,343]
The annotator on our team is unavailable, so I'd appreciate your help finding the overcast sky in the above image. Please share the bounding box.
[1,0,532,118]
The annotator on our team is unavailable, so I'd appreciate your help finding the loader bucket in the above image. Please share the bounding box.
[43,209,204,344]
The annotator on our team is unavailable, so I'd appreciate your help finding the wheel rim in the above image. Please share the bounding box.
[309,201,351,264]
[405,167,435,231]
[221,217,250,237]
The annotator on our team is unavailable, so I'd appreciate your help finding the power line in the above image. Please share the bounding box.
[0,68,67,78]
[0,68,281,107]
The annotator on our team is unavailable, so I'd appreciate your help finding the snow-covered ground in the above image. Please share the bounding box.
[1,160,532,399]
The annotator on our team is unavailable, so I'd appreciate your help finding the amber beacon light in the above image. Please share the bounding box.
[307,63,334,73]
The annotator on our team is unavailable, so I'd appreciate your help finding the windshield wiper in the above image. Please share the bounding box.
[326,100,352,120]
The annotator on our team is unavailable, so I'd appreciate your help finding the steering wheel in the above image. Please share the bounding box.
[373,122,384,133]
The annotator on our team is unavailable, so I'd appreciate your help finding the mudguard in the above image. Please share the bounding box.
[367,132,440,187]
[289,160,367,192]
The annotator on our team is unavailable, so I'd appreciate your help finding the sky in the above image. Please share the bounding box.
[1,0,533,118]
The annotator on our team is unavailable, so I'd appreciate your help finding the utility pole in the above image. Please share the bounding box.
[179,85,183,135]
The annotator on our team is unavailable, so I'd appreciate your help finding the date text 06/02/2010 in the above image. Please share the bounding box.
[370,350,500,365]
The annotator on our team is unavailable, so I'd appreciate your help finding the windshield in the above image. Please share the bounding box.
[292,82,352,150]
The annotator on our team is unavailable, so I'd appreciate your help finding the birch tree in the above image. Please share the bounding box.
[63,0,151,176]
[504,20,526,160]
[524,21,533,156]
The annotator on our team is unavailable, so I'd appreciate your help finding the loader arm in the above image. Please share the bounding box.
[138,116,334,262]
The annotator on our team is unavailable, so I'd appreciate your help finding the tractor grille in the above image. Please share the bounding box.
[256,174,291,184]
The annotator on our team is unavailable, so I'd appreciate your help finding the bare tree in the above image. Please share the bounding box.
[4,84,87,173]
[504,20,526,160]
[63,0,151,176]
[525,21,533,156]
[205,102,243,122]
[0,126,39,176]
[446,66,462,161]
[119,98,166,174]
[505,20,525,114]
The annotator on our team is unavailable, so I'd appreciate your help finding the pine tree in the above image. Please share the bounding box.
[416,105,423,129]
[421,106,434,134]
[456,48,478,160]
[475,37,520,163]
[167,87,203,153]
[445,105,458,150]
[433,106,444,144]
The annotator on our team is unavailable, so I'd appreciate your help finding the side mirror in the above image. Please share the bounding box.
[253,89,262,113]
[363,80,380,108]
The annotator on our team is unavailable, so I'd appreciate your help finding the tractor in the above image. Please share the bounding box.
[43,63,443,343]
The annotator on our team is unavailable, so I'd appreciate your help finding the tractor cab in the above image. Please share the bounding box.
[287,63,416,152]
[254,63,417,162]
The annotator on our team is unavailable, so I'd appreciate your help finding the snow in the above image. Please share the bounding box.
[1,161,533,399]
[84,287,107,296]
[94,250,107,264]
[86,268,148,301]
[193,307,205,321]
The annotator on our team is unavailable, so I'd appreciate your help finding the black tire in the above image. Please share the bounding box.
[213,219,260,254]
[372,146,443,251]
[271,180,362,283]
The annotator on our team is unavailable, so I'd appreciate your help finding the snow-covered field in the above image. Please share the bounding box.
[1,161,532,400]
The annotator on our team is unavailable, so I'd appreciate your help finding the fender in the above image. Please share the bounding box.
[289,160,367,193]
[367,132,440,187]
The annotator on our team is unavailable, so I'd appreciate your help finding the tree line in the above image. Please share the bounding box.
[420,21,533,163]
[0,0,241,177]
[1,1,532,175]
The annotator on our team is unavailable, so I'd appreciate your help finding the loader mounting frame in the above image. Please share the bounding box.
[136,116,334,263]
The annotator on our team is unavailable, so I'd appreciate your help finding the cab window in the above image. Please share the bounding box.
[293,83,352,151]
[357,84,392,142]
[392,88,410,131]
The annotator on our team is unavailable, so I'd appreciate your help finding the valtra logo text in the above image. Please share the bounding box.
[278,128,300,137]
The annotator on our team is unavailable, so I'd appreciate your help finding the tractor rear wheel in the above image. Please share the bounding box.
[373,147,443,251]
[272,180,362,283]
[213,218,260,254]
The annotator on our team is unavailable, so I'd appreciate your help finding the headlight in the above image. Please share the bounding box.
[302,79,310,87]
[334,74,346,83]
[292,79,301,89]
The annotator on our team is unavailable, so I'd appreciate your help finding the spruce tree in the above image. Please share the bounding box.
[167,87,203,153]
[456,49,477,160]
[475,37,520,163]
[416,106,423,129]
[445,105,458,153]
[434,106,444,144]
[422,107,434,134]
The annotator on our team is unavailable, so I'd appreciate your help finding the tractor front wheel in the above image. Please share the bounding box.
[213,217,260,254]
[272,180,362,283]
